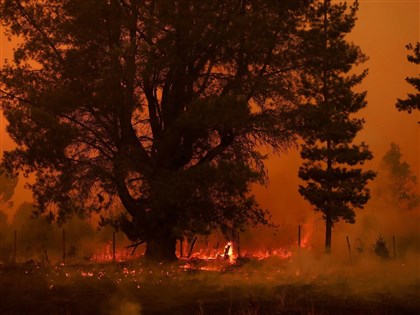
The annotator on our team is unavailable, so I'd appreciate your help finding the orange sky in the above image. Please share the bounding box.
[257,0,420,218]
[0,1,419,234]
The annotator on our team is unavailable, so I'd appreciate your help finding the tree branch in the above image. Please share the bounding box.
[15,0,65,65]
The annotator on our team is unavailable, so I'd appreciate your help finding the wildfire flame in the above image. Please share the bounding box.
[90,238,297,271]
[301,222,313,249]
[181,240,293,268]
[224,241,234,263]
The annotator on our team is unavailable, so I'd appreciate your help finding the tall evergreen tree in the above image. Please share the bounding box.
[295,0,375,252]
[396,42,420,123]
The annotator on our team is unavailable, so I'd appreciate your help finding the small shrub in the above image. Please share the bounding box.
[374,236,390,259]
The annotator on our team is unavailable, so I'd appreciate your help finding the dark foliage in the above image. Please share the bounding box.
[396,42,420,122]
[0,0,308,260]
[292,0,375,251]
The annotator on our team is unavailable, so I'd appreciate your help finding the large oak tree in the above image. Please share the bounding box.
[0,0,308,260]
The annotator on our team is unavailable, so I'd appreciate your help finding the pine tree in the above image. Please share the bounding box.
[396,42,420,123]
[296,0,376,252]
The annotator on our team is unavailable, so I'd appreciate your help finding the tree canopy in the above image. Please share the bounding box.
[0,0,308,260]
[396,42,420,122]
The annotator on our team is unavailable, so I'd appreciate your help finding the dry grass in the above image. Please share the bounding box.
[0,256,419,315]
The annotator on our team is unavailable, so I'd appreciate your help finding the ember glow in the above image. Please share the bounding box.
[85,239,296,273]
[241,248,292,261]
[91,242,142,263]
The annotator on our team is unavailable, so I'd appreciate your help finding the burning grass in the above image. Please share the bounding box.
[1,247,419,315]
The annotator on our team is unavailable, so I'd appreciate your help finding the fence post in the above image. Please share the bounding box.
[13,229,17,264]
[112,231,116,262]
[298,225,301,248]
[187,237,197,258]
[346,236,352,263]
[392,236,396,258]
[62,229,66,264]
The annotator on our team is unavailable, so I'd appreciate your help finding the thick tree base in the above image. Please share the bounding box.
[144,237,177,262]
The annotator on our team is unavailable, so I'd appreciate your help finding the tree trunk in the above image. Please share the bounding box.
[325,214,332,253]
[144,235,177,261]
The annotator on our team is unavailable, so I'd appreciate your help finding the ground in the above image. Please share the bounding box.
[0,254,419,315]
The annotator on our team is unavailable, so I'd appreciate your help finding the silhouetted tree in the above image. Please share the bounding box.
[396,42,420,123]
[378,143,419,211]
[294,0,375,252]
[0,210,11,262]
[0,0,308,260]
[0,171,18,205]
[0,171,17,251]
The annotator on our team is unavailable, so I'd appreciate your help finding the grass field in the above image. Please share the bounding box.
[1,254,419,315]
